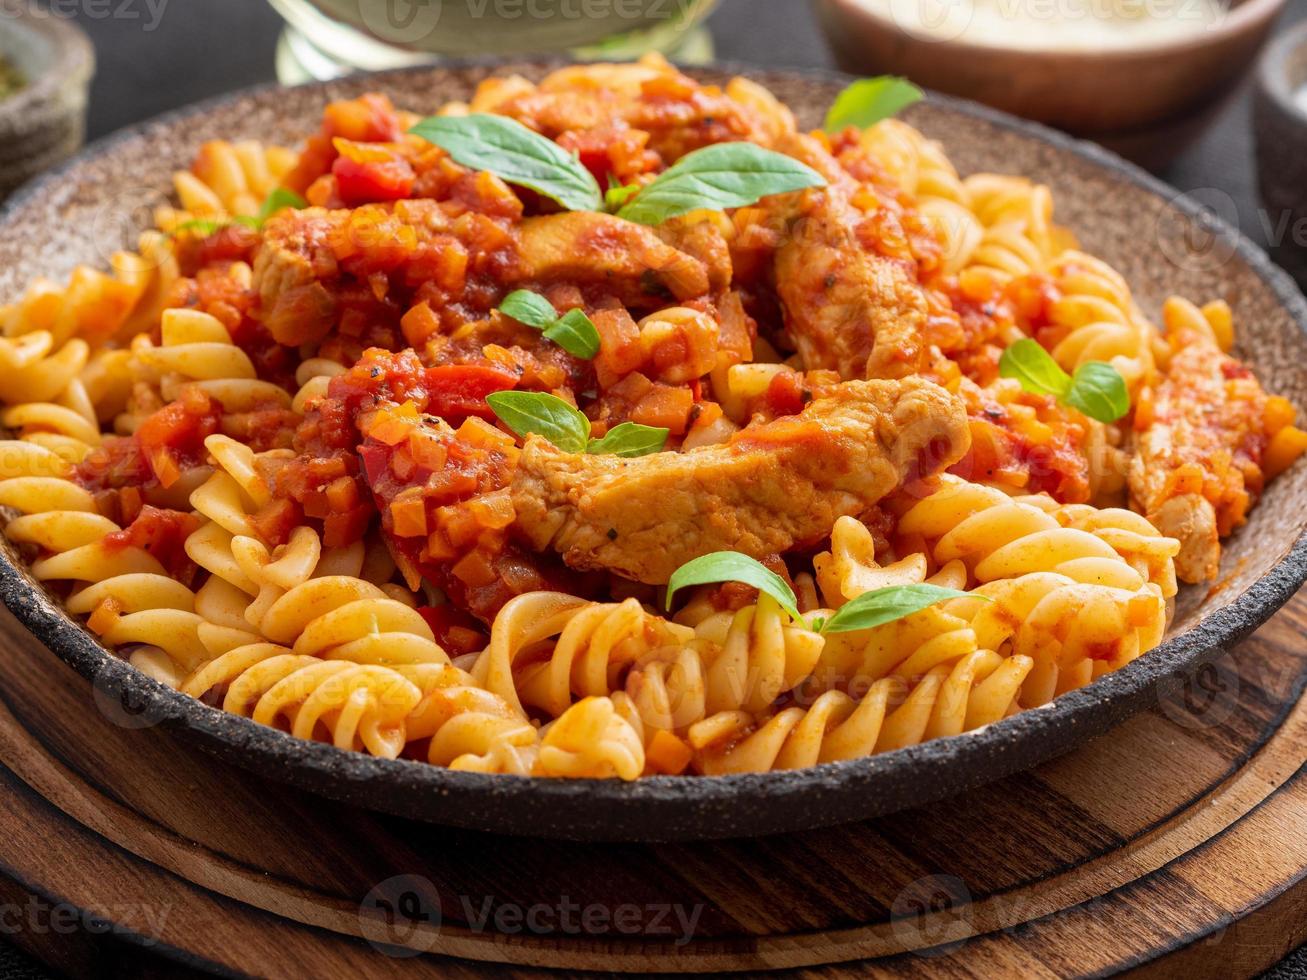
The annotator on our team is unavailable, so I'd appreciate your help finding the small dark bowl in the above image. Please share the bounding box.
[1255,21,1307,267]
[0,6,94,201]
[1,62,1305,842]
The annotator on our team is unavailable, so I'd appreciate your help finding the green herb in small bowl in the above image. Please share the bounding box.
[0,57,25,102]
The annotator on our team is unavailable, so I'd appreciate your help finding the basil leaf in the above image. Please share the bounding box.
[1000,339,1131,423]
[175,188,305,239]
[410,113,604,213]
[617,143,826,225]
[486,391,591,454]
[604,181,641,211]
[587,422,668,458]
[257,187,308,222]
[171,218,223,237]
[498,291,601,359]
[665,551,800,622]
[543,308,602,360]
[820,584,982,634]
[999,338,1073,399]
[824,76,925,133]
[500,289,559,331]
[1066,361,1130,423]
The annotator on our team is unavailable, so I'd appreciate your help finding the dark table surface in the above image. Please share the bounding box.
[2,0,1305,976]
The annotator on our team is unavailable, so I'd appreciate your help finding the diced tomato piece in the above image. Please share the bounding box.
[765,371,807,418]
[332,153,416,206]
[424,364,519,421]
[249,499,301,547]
[102,506,201,581]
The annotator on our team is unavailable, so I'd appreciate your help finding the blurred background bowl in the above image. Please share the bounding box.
[0,6,94,202]
[268,0,720,81]
[1255,20,1307,230]
[814,0,1287,168]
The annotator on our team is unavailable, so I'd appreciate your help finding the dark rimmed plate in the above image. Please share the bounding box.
[1,62,1304,842]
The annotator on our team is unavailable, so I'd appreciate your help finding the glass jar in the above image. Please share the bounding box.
[268,0,719,83]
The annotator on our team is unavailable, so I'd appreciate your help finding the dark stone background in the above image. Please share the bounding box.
[0,0,1304,974]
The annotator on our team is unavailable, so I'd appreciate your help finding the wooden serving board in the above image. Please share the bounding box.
[0,591,1303,978]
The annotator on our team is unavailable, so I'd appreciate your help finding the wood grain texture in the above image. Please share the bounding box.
[0,590,1302,978]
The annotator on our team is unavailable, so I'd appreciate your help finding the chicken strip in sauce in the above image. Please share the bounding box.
[1129,298,1282,582]
[511,378,969,584]
[771,135,932,381]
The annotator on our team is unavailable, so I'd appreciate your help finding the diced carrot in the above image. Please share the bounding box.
[119,485,144,526]
[646,730,693,776]
[406,432,448,472]
[468,490,516,530]
[1265,395,1298,435]
[389,497,428,538]
[1264,425,1307,480]
[86,596,124,636]
[631,385,694,434]
[323,503,372,548]
[452,549,497,587]
[250,499,299,546]
[457,416,517,450]
[367,413,413,447]
[436,504,482,548]
[325,475,359,511]
[424,530,457,561]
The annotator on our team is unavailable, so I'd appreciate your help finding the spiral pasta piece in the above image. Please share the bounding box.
[1044,251,1159,391]
[158,139,298,228]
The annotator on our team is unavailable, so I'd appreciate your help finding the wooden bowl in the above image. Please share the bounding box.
[0,7,94,201]
[1,63,1304,841]
[814,0,1285,153]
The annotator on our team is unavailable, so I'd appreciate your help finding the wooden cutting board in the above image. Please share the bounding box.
[0,591,1302,978]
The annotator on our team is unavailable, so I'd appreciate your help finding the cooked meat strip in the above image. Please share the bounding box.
[1129,313,1271,583]
[510,212,710,307]
[774,189,930,381]
[510,378,969,584]
[768,133,930,382]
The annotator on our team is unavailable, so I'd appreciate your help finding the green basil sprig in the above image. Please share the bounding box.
[616,143,826,226]
[604,181,642,211]
[172,186,307,238]
[665,552,801,622]
[813,584,983,634]
[999,338,1130,423]
[587,422,670,458]
[410,112,826,225]
[486,391,668,458]
[410,113,604,212]
[499,290,601,359]
[253,187,309,223]
[824,76,925,133]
